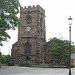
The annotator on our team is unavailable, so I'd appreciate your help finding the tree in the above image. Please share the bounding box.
[50,38,69,57]
[1,55,7,64]
[49,37,75,66]
[0,54,12,65]
[0,0,20,45]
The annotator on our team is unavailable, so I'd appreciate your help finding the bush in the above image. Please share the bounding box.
[71,64,75,68]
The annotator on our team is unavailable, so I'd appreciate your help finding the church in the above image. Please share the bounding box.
[11,5,51,65]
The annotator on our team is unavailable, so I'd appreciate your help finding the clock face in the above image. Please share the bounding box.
[26,26,31,31]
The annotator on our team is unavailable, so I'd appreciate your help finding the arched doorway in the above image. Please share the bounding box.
[26,56,30,63]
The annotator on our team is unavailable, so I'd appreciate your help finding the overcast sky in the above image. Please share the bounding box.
[1,0,75,55]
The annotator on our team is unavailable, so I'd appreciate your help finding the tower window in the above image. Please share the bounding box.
[26,15,32,24]
[40,17,43,26]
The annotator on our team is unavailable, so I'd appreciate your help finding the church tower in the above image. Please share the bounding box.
[11,5,46,64]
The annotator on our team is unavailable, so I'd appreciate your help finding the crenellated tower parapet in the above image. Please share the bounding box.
[20,5,45,15]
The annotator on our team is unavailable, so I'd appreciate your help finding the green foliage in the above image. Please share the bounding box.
[71,45,75,53]
[71,64,75,68]
[0,54,11,65]
[49,37,70,58]
[0,0,20,45]
[49,37,75,66]
[1,55,7,64]
[6,55,12,65]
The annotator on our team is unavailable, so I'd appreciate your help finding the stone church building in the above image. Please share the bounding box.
[11,5,50,64]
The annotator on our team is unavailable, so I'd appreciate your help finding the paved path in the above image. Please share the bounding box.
[0,66,75,75]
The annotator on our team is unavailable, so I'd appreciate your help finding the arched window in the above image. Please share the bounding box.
[24,42,31,54]
[26,15,32,24]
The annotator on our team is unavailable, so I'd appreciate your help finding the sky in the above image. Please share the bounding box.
[0,0,75,55]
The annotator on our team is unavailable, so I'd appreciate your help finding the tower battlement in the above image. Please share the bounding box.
[20,5,45,14]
